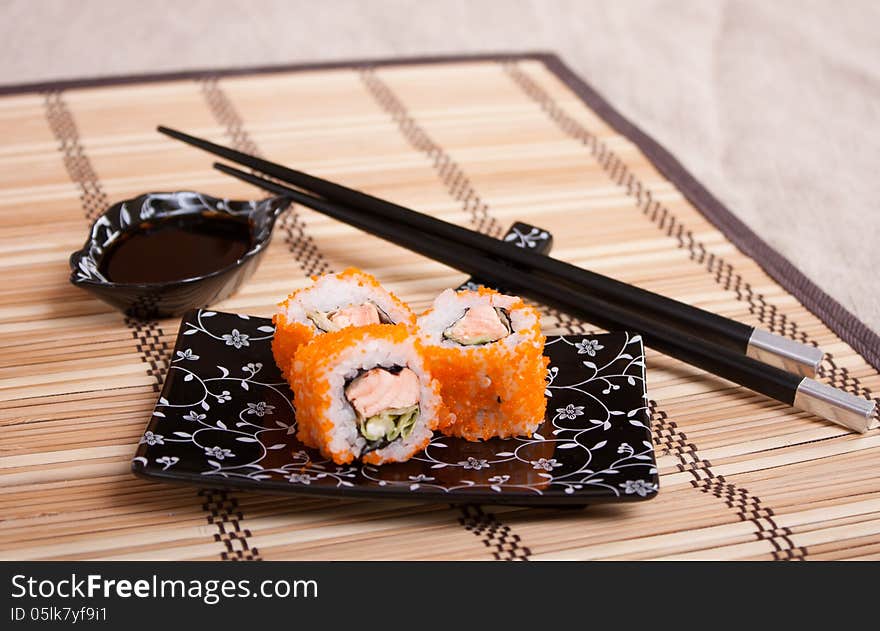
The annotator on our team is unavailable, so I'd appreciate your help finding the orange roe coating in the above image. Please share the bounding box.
[271,267,416,382]
[289,324,448,465]
[271,314,315,382]
[419,290,548,441]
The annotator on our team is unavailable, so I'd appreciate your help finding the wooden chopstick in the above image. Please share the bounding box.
[213,162,875,433]
[157,125,824,378]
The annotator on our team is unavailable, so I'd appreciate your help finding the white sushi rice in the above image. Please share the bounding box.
[417,288,542,352]
[309,334,443,462]
[279,272,413,334]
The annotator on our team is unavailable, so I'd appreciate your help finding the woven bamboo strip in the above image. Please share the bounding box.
[659,516,880,561]
[0,483,197,516]
[798,536,880,561]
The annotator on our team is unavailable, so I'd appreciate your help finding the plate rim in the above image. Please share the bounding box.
[131,463,657,506]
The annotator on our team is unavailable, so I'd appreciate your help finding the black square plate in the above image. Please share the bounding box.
[132,310,658,505]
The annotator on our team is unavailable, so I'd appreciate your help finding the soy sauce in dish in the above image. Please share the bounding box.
[100,213,253,284]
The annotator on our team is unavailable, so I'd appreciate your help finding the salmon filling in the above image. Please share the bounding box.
[344,366,421,450]
[306,302,393,332]
[442,305,512,346]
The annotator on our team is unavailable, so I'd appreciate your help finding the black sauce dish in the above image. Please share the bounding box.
[69,191,290,318]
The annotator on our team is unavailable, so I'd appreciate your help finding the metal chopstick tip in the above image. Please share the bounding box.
[747,328,825,378]
[794,378,877,433]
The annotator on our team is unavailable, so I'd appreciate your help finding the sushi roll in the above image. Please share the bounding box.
[272,268,415,379]
[418,287,548,441]
[290,323,449,465]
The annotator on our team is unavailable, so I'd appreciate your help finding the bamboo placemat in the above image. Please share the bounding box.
[1,53,878,561]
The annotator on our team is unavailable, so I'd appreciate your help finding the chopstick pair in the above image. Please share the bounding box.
[158,127,819,377]
[156,126,876,432]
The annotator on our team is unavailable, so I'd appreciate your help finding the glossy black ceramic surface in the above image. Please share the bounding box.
[69,191,290,318]
[133,310,659,505]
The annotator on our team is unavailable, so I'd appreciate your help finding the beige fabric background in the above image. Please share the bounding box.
[2,0,877,332]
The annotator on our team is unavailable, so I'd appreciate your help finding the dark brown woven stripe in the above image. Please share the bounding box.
[359,67,578,337]
[200,77,331,278]
[647,399,693,459]
[498,69,801,559]
[358,68,542,559]
[198,489,261,561]
[42,89,188,548]
[124,317,172,393]
[43,91,109,222]
[43,92,171,393]
[504,61,878,424]
[194,77,301,561]
[360,67,502,238]
[504,63,812,343]
[694,477,805,560]
[45,86,258,561]
[200,78,261,157]
[459,505,530,561]
[645,400,801,559]
[531,54,880,373]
